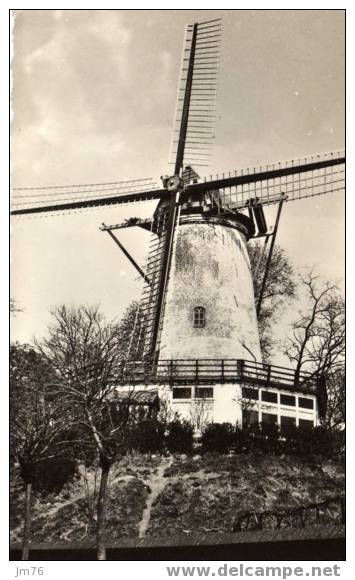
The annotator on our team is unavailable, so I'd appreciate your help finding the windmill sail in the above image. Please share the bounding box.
[11,150,345,217]
[129,204,180,360]
[10,177,164,216]
[187,150,345,209]
[134,18,222,361]
[170,18,222,174]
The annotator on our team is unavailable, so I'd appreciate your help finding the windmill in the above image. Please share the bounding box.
[11,18,345,428]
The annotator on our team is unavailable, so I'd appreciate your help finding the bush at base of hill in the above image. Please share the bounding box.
[128,419,166,454]
[201,422,344,459]
[166,420,194,454]
[201,423,235,453]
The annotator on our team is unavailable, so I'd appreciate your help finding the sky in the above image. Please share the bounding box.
[10,9,345,359]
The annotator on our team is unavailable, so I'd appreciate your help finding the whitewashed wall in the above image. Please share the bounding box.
[158,217,262,362]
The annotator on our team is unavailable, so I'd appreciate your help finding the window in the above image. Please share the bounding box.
[195,387,213,399]
[299,418,314,430]
[261,390,278,403]
[172,387,191,399]
[298,397,314,410]
[280,394,296,407]
[280,416,296,432]
[262,412,278,426]
[243,409,259,427]
[193,306,206,328]
[242,387,259,400]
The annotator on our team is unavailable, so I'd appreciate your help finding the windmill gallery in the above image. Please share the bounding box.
[11,17,345,433]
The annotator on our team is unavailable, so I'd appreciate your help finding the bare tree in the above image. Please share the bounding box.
[118,300,145,361]
[10,343,69,560]
[189,399,212,433]
[284,272,345,425]
[324,368,345,430]
[284,272,344,376]
[249,242,296,359]
[10,298,23,316]
[37,305,137,560]
[157,396,175,424]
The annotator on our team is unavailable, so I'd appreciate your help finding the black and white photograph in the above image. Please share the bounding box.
[9,8,345,566]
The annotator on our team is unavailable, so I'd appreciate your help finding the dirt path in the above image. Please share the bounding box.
[138,456,173,539]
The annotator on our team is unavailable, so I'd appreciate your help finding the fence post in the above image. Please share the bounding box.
[195,359,199,383]
[267,364,271,388]
[237,359,244,380]
[221,359,225,383]
[169,360,174,386]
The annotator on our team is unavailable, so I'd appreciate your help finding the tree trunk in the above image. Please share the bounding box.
[21,481,32,561]
[96,460,110,561]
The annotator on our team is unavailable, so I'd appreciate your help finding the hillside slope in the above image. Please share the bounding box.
[10,453,344,545]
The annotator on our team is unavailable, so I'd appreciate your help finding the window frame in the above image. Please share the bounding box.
[242,387,259,400]
[172,387,192,400]
[261,390,278,404]
[280,394,296,407]
[195,387,214,399]
[193,306,206,328]
[298,396,314,410]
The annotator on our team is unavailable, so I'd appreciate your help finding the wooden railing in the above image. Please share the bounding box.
[115,359,321,394]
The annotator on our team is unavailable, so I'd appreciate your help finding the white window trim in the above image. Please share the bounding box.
[242,387,317,427]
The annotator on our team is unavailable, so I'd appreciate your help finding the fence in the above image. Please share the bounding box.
[232,495,345,532]
[115,359,320,394]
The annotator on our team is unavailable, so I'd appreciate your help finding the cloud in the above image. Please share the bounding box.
[160,50,173,72]
[22,23,70,73]
[86,11,132,82]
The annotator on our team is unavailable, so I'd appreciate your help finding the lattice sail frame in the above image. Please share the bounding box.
[126,205,181,359]
[11,177,161,216]
[200,150,345,210]
[11,150,345,217]
[169,18,222,171]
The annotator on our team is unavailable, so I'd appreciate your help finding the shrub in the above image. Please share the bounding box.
[236,423,344,459]
[166,419,194,454]
[129,419,165,454]
[58,425,98,467]
[31,457,78,495]
[281,424,309,457]
[279,425,343,459]
[233,425,244,453]
[306,426,341,459]
[239,423,267,455]
[201,422,235,453]
[199,421,343,459]
[261,423,282,455]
